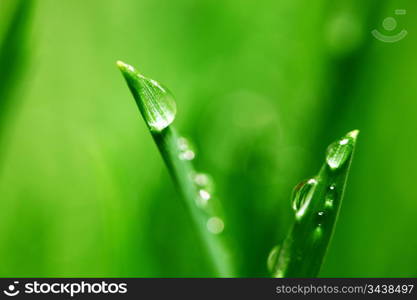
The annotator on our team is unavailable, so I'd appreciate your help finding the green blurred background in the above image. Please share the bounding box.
[0,0,416,277]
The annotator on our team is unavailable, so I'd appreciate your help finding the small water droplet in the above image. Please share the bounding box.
[315,211,327,227]
[177,137,188,150]
[199,189,211,201]
[326,131,358,170]
[206,217,224,234]
[178,137,195,160]
[291,178,317,219]
[267,245,280,274]
[196,189,211,207]
[325,184,337,209]
[193,173,214,192]
[314,226,324,240]
[179,150,195,160]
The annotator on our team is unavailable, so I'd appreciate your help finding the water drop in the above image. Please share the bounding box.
[325,184,337,209]
[199,189,211,201]
[313,225,324,240]
[179,150,195,160]
[193,173,214,192]
[267,245,280,274]
[195,189,211,207]
[291,178,317,219]
[325,130,358,170]
[315,211,327,227]
[177,137,189,150]
[117,61,176,132]
[206,217,224,234]
[178,137,195,161]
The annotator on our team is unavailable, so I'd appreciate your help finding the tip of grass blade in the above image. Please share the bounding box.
[116,60,136,73]
[117,60,177,132]
[116,60,127,68]
[347,129,360,140]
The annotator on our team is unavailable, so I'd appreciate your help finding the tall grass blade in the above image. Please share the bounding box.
[270,130,359,277]
[0,0,34,125]
[117,61,235,276]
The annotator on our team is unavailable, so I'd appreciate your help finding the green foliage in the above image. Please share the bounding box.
[0,0,417,278]
[118,60,359,277]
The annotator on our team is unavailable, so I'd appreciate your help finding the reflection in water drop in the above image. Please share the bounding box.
[267,245,281,274]
[340,138,349,145]
[126,64,134,72]
[206,217,224,234]
[199,189,211,201]
[291,178,317,219]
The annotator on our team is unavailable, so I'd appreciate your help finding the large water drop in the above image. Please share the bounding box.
[325,130,358,170]
[117,61,176,132]
[291,178,318,219]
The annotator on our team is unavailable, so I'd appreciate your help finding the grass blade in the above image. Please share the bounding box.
[117,61,235,276]
[270,130,359,277]
[0,0,34,121]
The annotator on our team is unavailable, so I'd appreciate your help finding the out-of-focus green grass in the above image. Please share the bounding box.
[0,0,416,277]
